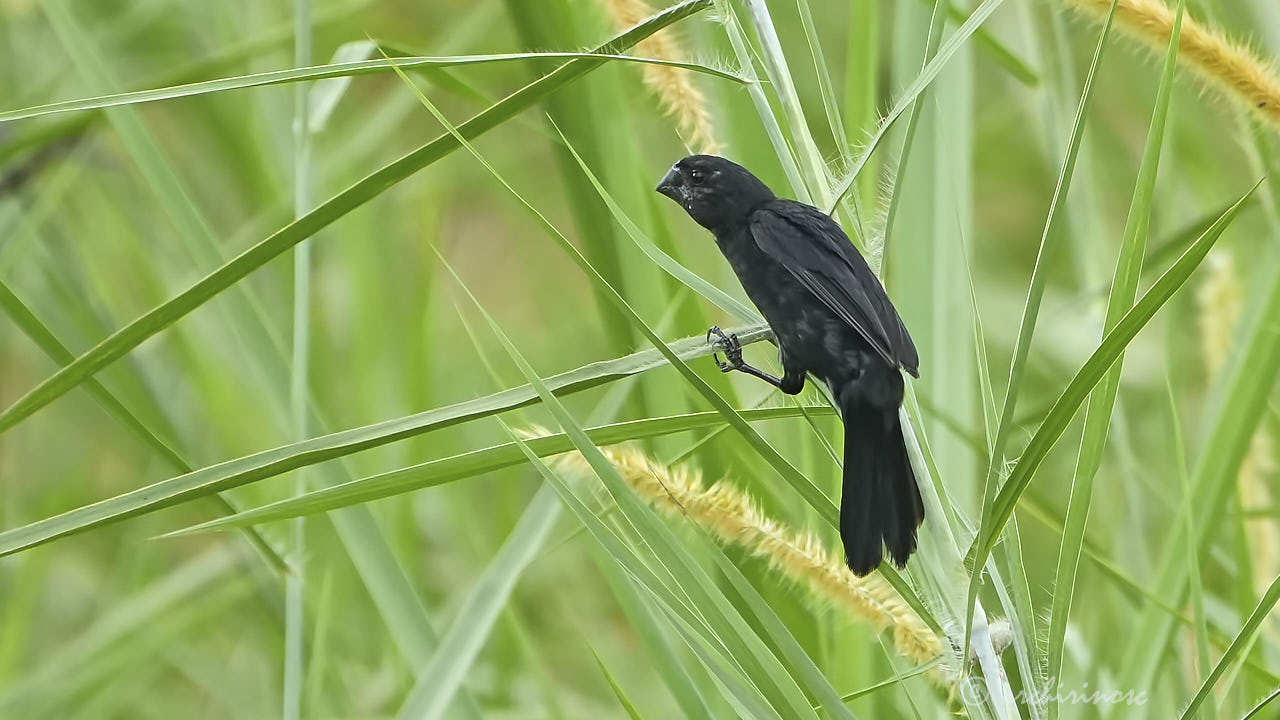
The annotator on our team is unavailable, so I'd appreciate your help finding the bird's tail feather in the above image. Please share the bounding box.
[839,394,924,576]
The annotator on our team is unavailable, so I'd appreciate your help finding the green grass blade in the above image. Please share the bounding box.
[837,661,941,703]
[0,53,745,123]
[0,323,766,557]
[504,425,783,720]
[794,0,850,163]
[1169,374,1214,720]
[395,485,561,720]
[828,0,1008,211]
[307,41,376,133]
[964,179,1259,577]
[706,545,858,720]
[1241,687,1280,719]
[964,0,1118,649]
[0,0,716,435]
[1044,4,1183,709]
[742,0,831,208]
[1178,571,1280,720]
[554,124,758,322]
[284,0,314,715]
[880,0,945,278]
[591,556,716,719]
[0,279,288,572]
[164,408,832,534]
[594,651,650,720]
[450,291,823,720]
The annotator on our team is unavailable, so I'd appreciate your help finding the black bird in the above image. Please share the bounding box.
[657,155,923,576]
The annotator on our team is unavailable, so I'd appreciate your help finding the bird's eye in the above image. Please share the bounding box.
[688,169,704,185]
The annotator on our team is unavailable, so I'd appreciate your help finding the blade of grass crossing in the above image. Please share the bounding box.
[0,0,718,435]
[1178,571,1280,720]
[0,324,771,558]
[794,0,850,165]
[742,0,831,209]
[167,408,829,534]
[507,431,783,720]
[720,9,810,203]
[554,127,759,323]
[594,651,650,720]
[964,181,1260,580]
[442,280,825,720]
[394,485,561,720]
[828,0,1008,211]
[0,54,745,123]
[0,279,287,570]
[1044,6,1183,713]
[1169,374,1214,720]
[284,0,313,716]
[965,0,1119,647]
[591,551,717,718]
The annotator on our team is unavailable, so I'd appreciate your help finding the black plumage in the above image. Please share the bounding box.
[657,154,923,576]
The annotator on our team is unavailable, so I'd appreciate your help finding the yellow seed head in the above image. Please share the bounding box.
[1062,0,1280,133]
[597,0,721,153]
[534,431,957,689]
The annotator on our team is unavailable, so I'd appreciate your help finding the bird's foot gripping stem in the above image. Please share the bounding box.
[707,325,744,373]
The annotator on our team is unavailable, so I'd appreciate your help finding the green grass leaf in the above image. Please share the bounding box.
[828,0,1008,210]
[0,0,716,436]
[1178,571,1280,720]
[0,53,746,123]
[594,650,651,720]
[965,0,1118,652]
[394,485,561,720]
[1044,4,1183,710]
[964,179,1260,579]
[0,324,768,557]
[162,407,832,534]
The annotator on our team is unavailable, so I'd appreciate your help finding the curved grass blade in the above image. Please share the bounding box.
[594,651,649,720]
[828,0,1008,212]
[555,124,758,323]
[394,485,561,720]
[0,0,717,436]
[504,426,786,720]
[1178,571,1280,720]
[439,262,823,720]
[1241,687,1280,720]
[963,179,1260,577]
[1044,5,1183,710]
[0,53,745,123]
[163,407,831,535]
[0,323,769,557]
[963,0,1118,654]
[0,279,287,572]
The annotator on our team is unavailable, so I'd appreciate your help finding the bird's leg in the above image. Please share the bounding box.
[707,326,799,393]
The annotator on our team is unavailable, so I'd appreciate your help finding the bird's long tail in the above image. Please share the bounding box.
[838,388,924,576]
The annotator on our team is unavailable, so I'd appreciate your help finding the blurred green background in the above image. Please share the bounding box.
[1,0,1278,717]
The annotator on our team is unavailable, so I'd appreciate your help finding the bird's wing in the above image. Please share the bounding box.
[749,200,919,375]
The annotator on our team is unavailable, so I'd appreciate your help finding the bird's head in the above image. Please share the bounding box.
[656,155,775,231]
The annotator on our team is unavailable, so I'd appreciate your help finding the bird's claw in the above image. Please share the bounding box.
[706,325,743,373]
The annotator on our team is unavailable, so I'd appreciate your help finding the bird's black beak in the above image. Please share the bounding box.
[656,166,684,203]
